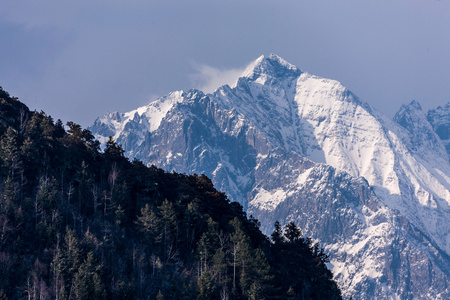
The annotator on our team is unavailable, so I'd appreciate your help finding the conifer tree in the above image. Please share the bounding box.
[158,199,177,262]
[271,220,283,244]
[72,251,105,300]
[60,227,81,291]
[197,217,219,273]
[212,248,227,286]
[0,127,20,178]
[197,268,215,300]
[136,203,158,248]
[284,221,302,243]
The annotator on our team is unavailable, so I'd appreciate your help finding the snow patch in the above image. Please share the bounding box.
[251,187,288,211]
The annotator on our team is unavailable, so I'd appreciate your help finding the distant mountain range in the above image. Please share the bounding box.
[89,54,450,299]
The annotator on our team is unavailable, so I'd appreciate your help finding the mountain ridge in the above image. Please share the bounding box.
[89,54,450,299]
[0,86,344,299]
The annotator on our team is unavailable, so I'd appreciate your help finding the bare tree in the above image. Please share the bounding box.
[218,230,229,250]
[91,185,99,214]
[231,242,239,289]
[34,196,43,228]
[108,163,119,198]
[220,286,229,300]
[67,183,74,207]
[19,108,29,135]
[0,215,11,250]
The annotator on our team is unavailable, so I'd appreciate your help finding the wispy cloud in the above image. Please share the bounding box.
[190,63,245,94]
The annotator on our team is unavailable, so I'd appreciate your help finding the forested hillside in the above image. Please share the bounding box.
[0,87,341,299]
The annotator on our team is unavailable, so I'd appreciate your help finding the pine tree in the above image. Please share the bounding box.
[0,127,20,178]
[104,136,125,159]
[52,247,65,300]
[156,290,164,300]
[1,177,16,215]
[229,217,253,295]
[248,281,262,300]
[197,268,215,300]
[197,217,219,273]
[136,203,158,240]
[158,199,177,262]
[284,222,302,243]
[212,248,227,286]
[72,252,105,300]
[271,220,283,244]
[58,227,81,293]
[251,247,273,297]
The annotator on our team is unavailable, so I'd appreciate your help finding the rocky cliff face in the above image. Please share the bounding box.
[427,102,450,159]
[89,54,450,299]
[249,158,449,299]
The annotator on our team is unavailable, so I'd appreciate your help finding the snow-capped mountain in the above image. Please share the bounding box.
[89,54,450,299]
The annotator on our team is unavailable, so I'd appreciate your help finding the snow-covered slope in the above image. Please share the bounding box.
[90,91,185,157]
[290,76,450,255]
[89,54,450,299]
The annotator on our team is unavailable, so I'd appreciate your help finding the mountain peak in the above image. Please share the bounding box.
[240,53,301,81]
[394,100,424,126]
[427,102,450,157]
[406,99,422,110]
[394,99,448,160]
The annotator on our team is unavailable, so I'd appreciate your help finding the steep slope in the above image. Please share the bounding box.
[0,87,342,299]
[90,91,185,158]
[394,100,446,158]
[89,54,450,299]
[427,102,450,159]
[250,156,449,299]
[289,75,450,256]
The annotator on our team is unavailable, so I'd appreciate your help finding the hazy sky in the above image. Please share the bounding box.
[1,0,449,127]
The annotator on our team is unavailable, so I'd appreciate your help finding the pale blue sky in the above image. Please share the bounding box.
[1,0,449,127]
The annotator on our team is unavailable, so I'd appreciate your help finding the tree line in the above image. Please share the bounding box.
[0,87,342,299]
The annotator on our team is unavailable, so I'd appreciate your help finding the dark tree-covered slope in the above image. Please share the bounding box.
[0,87,341,299]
